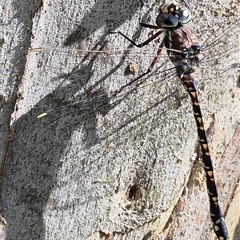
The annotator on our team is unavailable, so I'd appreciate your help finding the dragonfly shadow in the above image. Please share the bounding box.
[2,17,156,237]
[2,9,181,235]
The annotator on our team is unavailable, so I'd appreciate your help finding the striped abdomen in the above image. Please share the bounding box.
[180,69,229,240]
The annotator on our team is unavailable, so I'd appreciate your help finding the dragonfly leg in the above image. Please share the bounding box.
[110,30,163,48]
[140,22,160,29]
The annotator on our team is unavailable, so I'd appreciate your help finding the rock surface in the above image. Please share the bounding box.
[0,0,239,239]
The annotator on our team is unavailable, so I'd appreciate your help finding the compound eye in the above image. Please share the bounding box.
[156,13,179,28]
[178,8,191,24]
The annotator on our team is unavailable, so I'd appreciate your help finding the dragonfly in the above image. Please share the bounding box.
[110,1,234,240]
[22,0,238,239]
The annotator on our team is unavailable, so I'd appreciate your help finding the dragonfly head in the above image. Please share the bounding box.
[156,2,191,29]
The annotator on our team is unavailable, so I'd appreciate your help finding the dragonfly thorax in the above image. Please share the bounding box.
[164,26,203,72]
[156,2,191,29]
